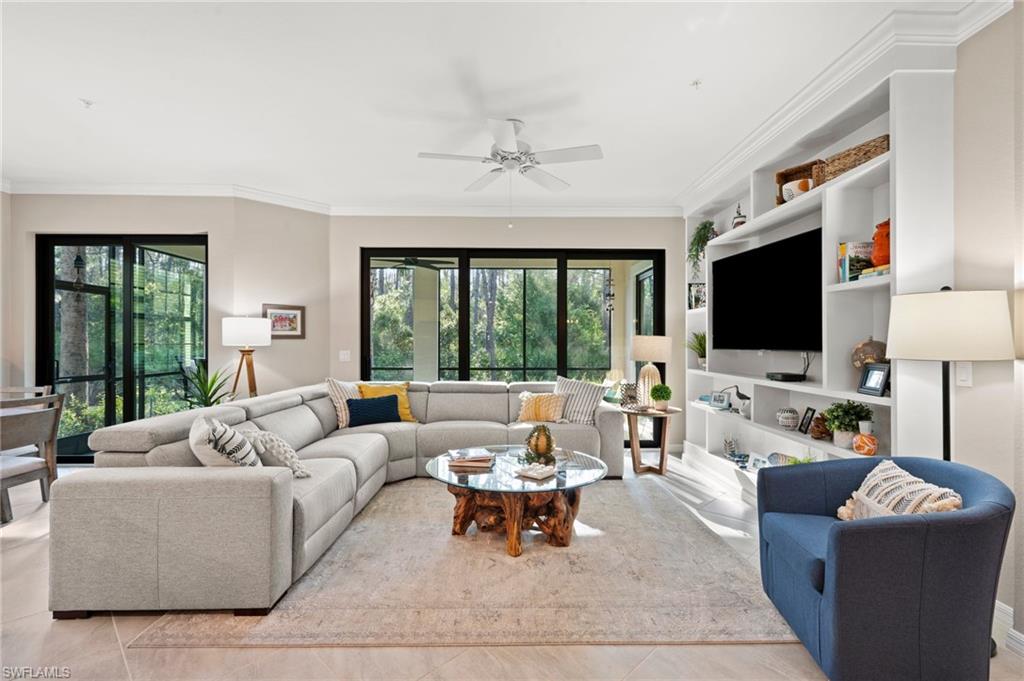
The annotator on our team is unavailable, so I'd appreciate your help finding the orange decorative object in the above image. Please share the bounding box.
[871,219,890,267]
[847,430,880,456]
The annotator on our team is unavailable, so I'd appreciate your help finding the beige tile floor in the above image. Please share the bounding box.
[2,458,1021,681]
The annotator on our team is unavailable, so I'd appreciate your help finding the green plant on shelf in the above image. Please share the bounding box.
[686,331,707,359]
[786,456,818,466]
[821,401,873,433]
[688,220,717,277]
[650,384,672,402]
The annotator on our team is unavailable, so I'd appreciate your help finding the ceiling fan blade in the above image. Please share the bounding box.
[418,152,495,163]
[521,166,570,192]
[465,168,505,192]
[531,144,604,165]
[487,118,518,152]
[374,259,407,265]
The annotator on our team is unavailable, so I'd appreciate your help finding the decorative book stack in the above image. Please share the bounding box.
[447,448,496,470]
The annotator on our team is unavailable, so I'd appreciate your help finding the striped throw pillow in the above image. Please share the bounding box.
[555,376,606,426]
[189,416,261,467]
[838,460,962,520]
[516,392,567,423]
[326,378,361,428]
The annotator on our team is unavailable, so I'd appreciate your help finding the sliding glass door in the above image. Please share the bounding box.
[36,236,208,461]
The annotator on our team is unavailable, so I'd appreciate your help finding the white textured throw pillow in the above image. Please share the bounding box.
[326,378,361,428]
[244,430,311,478]
[837,460,962,520]
[555,376,606,425]
[189,417,261,467]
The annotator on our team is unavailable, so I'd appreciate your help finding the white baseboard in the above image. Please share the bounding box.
[1006,628,1024,658]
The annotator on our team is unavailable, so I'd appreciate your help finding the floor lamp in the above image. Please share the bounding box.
[222,317,272,398]
[886,289,1015,461]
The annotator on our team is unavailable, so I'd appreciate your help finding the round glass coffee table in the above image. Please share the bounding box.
[425,445,607,557]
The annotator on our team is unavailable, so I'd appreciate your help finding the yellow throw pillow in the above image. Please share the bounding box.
[516,392,567,423]
[358,383,416,422]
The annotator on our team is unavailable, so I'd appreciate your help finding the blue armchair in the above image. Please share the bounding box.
[757,457,1014,681]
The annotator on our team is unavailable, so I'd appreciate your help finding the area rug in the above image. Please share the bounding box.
[128,477,795,647]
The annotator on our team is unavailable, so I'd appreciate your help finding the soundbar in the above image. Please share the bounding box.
[766,372,807,382]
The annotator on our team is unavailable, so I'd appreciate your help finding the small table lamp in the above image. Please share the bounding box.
[632,335,672,407]
[886,289,1014,460]
[222,317,272,398]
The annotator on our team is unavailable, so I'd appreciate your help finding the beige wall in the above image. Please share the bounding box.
[0,194,330,395]
[954,6,1021,614]
[329,216,687,443]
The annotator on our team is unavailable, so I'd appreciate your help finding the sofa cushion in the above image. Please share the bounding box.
[290,458,356,579]
[556,376,606,426]
[88,405,247,452]
[252,405,324,452]
[297,433,388,489]
[416,420,509,458]
[246,431,310,478]
[508,382,554,421]
[426,392,508,424]
[762,512,838,593]
[326,378,361,428]
[229,393,303,420]
[331,421,418,461]
[514,392,567,423]
[508,421,600,456]
[304,395,340,437]
[347,395,402,427]
[407,382,430,422]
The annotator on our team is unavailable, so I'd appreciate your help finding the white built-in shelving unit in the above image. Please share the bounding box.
[674,4,990,490]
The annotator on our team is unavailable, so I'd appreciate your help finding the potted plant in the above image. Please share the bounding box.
[686,331,707,370]
[821,401,873,449]
[650,384,672,411]
[182,359,233,407]
[688,220,718,278]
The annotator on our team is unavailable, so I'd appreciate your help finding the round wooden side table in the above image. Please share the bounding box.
[621,406,681,475]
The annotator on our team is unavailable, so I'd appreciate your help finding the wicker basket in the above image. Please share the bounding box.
[775,160,825,205]
[822,134,889,182]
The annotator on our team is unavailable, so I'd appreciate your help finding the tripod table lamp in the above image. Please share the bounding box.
[223,317,272,398]
[631,335,672,407]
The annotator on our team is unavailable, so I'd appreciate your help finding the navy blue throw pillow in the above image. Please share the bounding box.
[346,395,401,427]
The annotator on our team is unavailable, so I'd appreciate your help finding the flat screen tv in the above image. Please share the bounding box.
[711,228,822,352]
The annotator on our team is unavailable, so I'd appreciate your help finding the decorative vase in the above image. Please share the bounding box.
[655,400,669,411]
[833,430,855,449]
[697,357,707,370]
[809,414,832,440]
[776,407,800,430]
[525,424,556,465]
[851,336,887,369]
[853,421,879,456]
[871,219,890,267]
[731,203,747,229]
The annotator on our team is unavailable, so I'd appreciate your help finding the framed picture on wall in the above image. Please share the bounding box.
[262,304,306,339]
[688,283,707,310]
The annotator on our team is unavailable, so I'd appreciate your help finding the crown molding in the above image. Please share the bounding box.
[674,0,1012,214]
[328,203,685,218]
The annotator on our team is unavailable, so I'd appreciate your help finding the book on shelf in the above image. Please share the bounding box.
[858,264,890,279]
[837,242,873,282]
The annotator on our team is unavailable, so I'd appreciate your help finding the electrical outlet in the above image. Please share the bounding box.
[338,350,351,362]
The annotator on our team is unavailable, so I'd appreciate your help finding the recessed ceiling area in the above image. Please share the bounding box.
[1,2,968,214]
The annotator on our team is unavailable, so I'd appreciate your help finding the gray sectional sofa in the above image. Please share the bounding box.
[49,381,624,617]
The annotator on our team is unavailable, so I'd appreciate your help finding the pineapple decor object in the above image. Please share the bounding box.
[525,424,557,465]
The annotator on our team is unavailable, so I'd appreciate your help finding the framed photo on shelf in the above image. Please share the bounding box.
[709,391,731,410]
[262,303,306,339]
[857,362,890,397]
[688,283,707,310]
[798,407,816,434]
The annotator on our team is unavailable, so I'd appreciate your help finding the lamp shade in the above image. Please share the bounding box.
[632,335,672,363]
[222,317,272,348]
[886,290,1014,361]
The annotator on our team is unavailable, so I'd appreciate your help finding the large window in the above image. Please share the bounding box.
[37,236,208,461]
[362,249,662,384]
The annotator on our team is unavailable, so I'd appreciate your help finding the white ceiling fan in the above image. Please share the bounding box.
[418,118,603,192]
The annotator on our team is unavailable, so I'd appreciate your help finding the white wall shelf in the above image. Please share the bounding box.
[826,275,891,293]
[686,368,892,407]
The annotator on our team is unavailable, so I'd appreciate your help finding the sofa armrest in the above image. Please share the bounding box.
[50,467,293,613]
[595,401,624,477]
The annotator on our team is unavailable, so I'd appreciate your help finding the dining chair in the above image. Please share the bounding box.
[0,386,53,397]
[1,393,64,523]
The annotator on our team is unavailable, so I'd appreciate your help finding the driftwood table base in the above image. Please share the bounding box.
[447,484,582,557]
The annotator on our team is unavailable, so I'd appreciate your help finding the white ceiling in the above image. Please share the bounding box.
[1,1,972,215]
